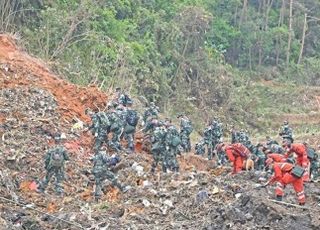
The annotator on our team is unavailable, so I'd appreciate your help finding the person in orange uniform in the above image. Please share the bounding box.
[283,141,310,182]
[264,158,305,205]
[224,143,251,174]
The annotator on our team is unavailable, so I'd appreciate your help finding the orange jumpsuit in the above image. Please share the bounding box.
[267,153,286,163]
[225,143,250,174]
[269,162,305,204]
[285,143,310,181]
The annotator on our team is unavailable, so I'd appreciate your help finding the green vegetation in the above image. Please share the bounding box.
[1,0,320,133]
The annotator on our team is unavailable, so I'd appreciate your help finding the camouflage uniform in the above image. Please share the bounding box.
[203,126,213,159]
[143,117,160,135]
[270,144,284,154]
[231,127,240,144]
[311,156,320,181]
[113,88,132,107]
[250,144,266,170]
[143,102,159,123]
[211,121,223,159]
[266,136,279,147]
[151,126,167,173]
[195,140,205,156]
[92,151,122,199]
[119,94,133,107]
[238,130,250,146]
[212,142,227,165]
[164,125,181,172]
[123,105,139,153]
[179,115,193,152]
[39,142,69,195]
[306,147,320,180]
[88,112,111,151]
[279,121,293,143]
[108,108,124,152]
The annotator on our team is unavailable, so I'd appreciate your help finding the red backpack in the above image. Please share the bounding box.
[232,143,250,158]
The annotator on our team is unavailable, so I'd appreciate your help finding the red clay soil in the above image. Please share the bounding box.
[0,34,107,123]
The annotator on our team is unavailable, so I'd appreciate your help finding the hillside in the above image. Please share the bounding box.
[1,34,320,229]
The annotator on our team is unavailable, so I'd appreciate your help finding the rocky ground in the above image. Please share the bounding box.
[0,34,320,230]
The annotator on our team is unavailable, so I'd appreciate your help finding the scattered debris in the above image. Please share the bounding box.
[0,34,319,229]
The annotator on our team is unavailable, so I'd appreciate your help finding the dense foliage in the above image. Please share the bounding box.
[1,0,320,132]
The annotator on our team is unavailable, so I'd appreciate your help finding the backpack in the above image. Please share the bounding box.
[126,110,139,126]
[124,124,135,134]
[233,143,250,158]
[307,148,316,160]
[291,166,305,178]
[109,112,122,131]
[49,149,64,168]
[171,136,181,147]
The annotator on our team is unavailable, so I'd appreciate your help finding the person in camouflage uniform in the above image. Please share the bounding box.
[38,134,70,195]
[203,124,213,160]
[266,136,279,147]
[211,119,223,159]
[108,103,124,152]
[195,140,206,156]
[164,120,181,172]
[123,101,139,153]
[230,126,240,144]
[238,129,250,146]
[143,102,160,124]
[150,123,167,173]
[113,87,133,107]
[270,144,285,154]
[279,120,293,143]
[141,116,161,152]
[87,109,111,151]
[305,144,320,181]
[214,142,228,165]
[178,114,193,152]
[91,150,124,200]
[143,116,160,134]
[265,136,284,154]
[250,143,266,170]
[113,87,122,102]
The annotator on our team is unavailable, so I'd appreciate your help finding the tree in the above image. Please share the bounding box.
[286,0,293,67]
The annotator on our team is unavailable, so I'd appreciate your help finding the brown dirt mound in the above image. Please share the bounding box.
[0,34,107,123]
[179,153,215,171]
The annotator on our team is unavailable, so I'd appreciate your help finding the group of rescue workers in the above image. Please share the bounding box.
[37,87,320,205]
